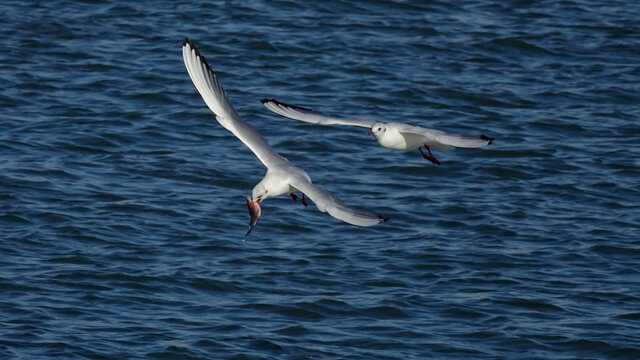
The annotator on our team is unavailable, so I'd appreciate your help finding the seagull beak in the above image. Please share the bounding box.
[368,131,374,135]
[246,196,262,227]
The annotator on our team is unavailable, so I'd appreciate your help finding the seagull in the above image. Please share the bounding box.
[182,38,387,233]
[261,98,495,165]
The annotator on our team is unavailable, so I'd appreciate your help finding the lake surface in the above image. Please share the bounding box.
[1,0,639,359]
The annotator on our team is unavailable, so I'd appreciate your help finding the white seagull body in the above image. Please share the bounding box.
[261,99,494,165]
[182,39,387,230]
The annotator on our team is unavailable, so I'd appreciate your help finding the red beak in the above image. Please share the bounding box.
[368,131,374,135]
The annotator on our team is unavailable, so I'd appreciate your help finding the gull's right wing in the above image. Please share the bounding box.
[183,38,289,169]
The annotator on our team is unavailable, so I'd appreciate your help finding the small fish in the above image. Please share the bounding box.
[244,196,262,239]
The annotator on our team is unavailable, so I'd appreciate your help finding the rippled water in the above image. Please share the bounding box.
[2,1,640,359]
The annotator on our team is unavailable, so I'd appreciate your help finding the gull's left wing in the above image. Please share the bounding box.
[289,176,388,227]
[262,98,376,128]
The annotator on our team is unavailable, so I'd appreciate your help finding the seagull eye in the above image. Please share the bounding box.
[377,127,381,131]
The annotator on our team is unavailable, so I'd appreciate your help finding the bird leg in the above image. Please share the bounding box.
[419,146,441,165]
[290,192,308,206]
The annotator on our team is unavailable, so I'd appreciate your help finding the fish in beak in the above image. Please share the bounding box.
[247,196,262,227]
[244,196,262,238]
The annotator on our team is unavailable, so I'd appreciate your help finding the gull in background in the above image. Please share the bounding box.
[182,38,388,235]
[262,98,494,165]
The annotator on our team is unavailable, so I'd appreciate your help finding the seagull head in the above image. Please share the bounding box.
[251,182,270,204]
[368,123,386,137]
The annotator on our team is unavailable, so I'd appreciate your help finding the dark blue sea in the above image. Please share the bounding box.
[2,1,639,359]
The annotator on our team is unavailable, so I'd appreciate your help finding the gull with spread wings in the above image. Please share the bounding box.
[182,39,387,235]
[262,98,494,165]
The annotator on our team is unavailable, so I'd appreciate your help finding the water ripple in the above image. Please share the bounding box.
[1,0,639,359]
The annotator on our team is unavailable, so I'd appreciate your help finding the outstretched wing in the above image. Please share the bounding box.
[434,134,494,148]
[261,98,376,128]
[182,38,289,168]
[395,123,494,150]
[290,176,388,227]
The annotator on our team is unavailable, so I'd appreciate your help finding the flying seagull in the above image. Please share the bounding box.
[261,98,494,165]
[182,39,387,234]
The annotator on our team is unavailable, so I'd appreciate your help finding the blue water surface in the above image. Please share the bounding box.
[1,1,639,359]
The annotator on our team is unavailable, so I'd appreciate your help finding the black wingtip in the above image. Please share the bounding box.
[260,98,271,104]
[379,216,390,223]
[481,134,495,145]
[182,37,215,74]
